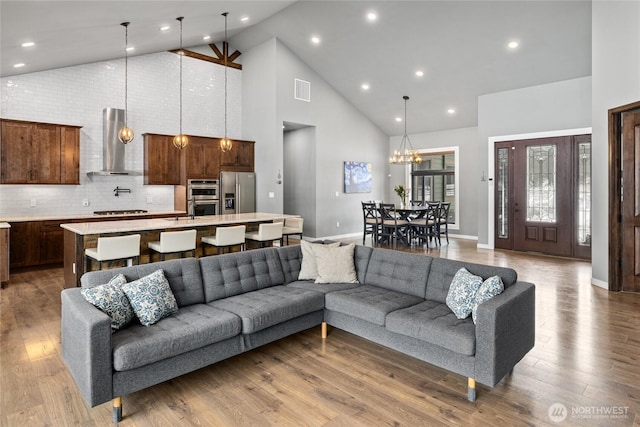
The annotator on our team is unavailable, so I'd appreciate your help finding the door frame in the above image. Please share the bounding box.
[608,100,640,292]
[486,127,592,250]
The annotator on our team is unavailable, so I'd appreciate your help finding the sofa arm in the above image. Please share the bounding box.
[473,281,535,387]
[61,288,113,407]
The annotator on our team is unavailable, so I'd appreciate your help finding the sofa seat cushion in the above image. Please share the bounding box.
[208,286,325,334]
[385,300,476,356]
[325,285,424,326]
[112,304,241,371]
[287,280,360,294]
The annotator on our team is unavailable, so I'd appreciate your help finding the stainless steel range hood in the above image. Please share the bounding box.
[87,108,141,176]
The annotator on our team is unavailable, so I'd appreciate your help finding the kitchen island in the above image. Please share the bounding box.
[61,212,298,288]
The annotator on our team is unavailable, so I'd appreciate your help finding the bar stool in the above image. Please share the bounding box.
[245,222,283,249]
[85,234,141,270]
[148,229,197,261]
[281,217,304,245]
[201,225,246,256]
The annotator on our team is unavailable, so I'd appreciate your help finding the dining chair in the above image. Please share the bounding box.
[201,225,246,256]
[378,203,410,248]
[435,202,451,244]
[85,234,141,270]
[410,200,424,207]
[408,204,437,247]
[362,201,380,245]
[148,229,197,261]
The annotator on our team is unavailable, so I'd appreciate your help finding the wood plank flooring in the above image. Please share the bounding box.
[1,238,639,426]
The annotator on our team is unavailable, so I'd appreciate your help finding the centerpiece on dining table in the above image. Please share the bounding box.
[394,185,408,208]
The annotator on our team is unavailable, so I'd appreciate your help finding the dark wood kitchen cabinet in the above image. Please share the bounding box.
[143,133,182,185]
[219,140,255,172]
[0,119,81,184]
[183,136,221,180]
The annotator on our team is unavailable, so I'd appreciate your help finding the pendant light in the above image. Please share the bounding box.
[173,16,189,149]
[118,22,134,144]
[389,96,422,165]
[219,12,233,153]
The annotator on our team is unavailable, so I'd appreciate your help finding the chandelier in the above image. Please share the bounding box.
[389,95,422,165]
[173,16,189,149]
[118,22,134,144]
[219,12,232,153]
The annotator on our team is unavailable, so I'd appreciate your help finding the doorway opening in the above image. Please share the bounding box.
[494,134,591,259]
[608,101,640,292]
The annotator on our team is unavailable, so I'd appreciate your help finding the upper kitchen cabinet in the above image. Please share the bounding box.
[219,139,255,172]
[0,119,81,184]
[143,133,182,185]
[183,136,221,180]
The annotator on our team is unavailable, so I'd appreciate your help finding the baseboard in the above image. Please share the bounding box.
[449,234,478,241]
[476,243,492,249]
[591,277,608,290]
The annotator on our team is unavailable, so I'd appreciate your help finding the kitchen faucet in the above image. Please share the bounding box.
[114,187,131,197]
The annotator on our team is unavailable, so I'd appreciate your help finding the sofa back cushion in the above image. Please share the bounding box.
[364,248,432,298]
[80,258,205,307]
[200,247,285,302]
[426,258,517,303]
[277,243,373,284]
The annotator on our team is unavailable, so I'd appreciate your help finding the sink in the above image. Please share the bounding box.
[165,217,194,221]
[94,209,148,215]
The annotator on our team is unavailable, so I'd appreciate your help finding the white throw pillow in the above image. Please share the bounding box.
[314,243,359,284]
[298,240,340,280]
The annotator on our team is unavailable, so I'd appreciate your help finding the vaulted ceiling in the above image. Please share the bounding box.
[0,1,592,136]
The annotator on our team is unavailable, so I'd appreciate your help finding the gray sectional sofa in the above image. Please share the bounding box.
[61,243,535,422]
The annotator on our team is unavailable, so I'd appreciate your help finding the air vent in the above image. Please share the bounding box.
[294,78,311,102]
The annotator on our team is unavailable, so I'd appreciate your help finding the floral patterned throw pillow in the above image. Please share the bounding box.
[446,267,483,319]
[81,274,135,331]
[121,269,178,326]
[471,275,504,324]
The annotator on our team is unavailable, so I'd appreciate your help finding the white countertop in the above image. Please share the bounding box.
[60,212,298,235]
[0,223,10,229]
[0,210,185,222]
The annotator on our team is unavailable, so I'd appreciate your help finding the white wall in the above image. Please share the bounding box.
[0,49,241,217]
[591,0,640,286]
[242,38,389,238]
[388,126,478,237]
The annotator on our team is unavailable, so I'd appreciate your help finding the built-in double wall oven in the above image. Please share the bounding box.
[188,179,219,216]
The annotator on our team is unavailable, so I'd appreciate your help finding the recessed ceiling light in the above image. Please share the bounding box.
[21,42,35,48]
[311,36,321,45]
[508,41,519,49]
[447,108,456,114]
[126,46,135,52]
[14,63,25,68]
[361,83,370,90]
[395,117,402,122]
[241,16,250,23]
[415,70,424,77]
[203,35,211,41]
[367,12,377,22]
[160,25,170,32]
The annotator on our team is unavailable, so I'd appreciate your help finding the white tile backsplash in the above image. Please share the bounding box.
[0,50,242,217]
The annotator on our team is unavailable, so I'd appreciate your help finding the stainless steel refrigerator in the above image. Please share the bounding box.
[220,171,256,214]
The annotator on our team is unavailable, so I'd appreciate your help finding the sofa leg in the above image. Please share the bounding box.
[112,397,122,423]
[467,378,476,402]
[321,322,327,339]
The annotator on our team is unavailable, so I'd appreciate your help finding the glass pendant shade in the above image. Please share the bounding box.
[173,134,189,149]
[118,126,134,144]
[220,138,232,152]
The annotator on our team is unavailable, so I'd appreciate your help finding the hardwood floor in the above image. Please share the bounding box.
[1,238,639,426]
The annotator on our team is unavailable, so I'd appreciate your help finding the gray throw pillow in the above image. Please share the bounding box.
[446,267,483,319]
[121,269,178,326]
[298,240,340,280]
[81,274,134,331]
[314,243,359,284]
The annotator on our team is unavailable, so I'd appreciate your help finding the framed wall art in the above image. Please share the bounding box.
[344,161,372,193]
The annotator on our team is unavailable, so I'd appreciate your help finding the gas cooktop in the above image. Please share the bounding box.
[93,209,148,216]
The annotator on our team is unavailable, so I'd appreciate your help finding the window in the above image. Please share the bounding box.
[410,147,458,227]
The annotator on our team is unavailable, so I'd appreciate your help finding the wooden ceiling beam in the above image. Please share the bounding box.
[168,41,242,70]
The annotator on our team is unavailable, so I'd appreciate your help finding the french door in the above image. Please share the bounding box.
[495,135,591,259]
